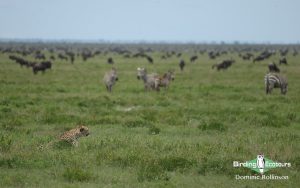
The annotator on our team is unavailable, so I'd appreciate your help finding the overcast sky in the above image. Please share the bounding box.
[0,0,299,43]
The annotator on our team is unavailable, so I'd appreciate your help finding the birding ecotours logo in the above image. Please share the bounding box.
[256,154,266,174]
[233,154,291,174]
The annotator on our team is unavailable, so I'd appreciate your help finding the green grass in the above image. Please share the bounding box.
[0,44,299,187]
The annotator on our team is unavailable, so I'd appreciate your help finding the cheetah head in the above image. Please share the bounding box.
[79,125,90,137]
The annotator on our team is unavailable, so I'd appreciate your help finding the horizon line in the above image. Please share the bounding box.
[0,38,300,45]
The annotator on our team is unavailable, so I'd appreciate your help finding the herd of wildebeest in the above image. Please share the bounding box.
[1,43,298,95]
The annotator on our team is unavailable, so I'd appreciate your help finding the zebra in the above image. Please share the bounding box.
[137,67,159,91]
[264,73,288,95]
[103,68,118,92]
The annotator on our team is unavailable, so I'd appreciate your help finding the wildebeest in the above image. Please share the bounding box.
[32,61,52,74]
[268,62,280,73]
[264,73,288,95]
[58,53,68,61]
[155,70,175,90]
[239,53,254,60]
[279,57,288,65]
[253,51,274,63]
[9,55,29,67]
[35,53,46,60]
[137,67,159,91]
[280,49,288,56]
[50,55,56,61]
[179,60,185,71]
[190,55,198,63]
[146,56,153,64]
[66,52,75,63]
[212,59,235,71]
[82,51,93,61]
[103,68,118,92]
[107,57,114,64]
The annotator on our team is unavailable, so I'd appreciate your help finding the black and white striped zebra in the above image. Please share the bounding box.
[264,73,288,95]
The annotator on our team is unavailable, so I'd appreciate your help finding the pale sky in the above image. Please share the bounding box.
[0,0,299,43]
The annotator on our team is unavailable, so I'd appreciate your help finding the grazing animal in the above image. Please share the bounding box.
[60,125,90,146]
[240,53,254,60]
[107,57,114,64]
[146,56,153,64]
[253,51,274,63]
[268,62,280,73]
[103,68,118,92]
[212,59,235,71]
[155,70,175,90]
[32,61,52,74]
[137,67,159,91]
[264,73,288,95]
[279,57,288,65]
[179,60,185,71]
[58,53,68,61]
[190,55,198,63]
[35,53,46,60]
[32,63,47,74]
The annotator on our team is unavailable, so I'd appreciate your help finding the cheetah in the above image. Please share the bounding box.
[60,125,90,146]
[38,125,90,150]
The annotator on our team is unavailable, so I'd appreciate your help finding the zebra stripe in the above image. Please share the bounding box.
[264,73,288,95]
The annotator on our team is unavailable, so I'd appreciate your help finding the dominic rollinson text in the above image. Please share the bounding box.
[235,174,289,180]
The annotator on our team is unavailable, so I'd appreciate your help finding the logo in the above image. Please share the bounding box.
[233,154,291,180]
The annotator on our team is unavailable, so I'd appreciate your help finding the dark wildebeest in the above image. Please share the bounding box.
[253,51,274,63]
[58,53,68,61]
[179,60,185,71]
[146,56,153,64]
[268,62,280,73]
[240,53,254,60]
[212,59,235,71]
[32,63,46,74]
[190,55,198,63]
[66,52,75,63]
[107,57,114,64]
[265,73,288,95]
[35,53,46,60]
[9,55,29,67]
[279,57,288,65]
[103,68,118,92]
[137,67,159,91]
[32,61,52,74]
[41,61,52,69]
[50,55,56,61]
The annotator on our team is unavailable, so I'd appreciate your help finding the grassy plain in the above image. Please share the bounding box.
[0,44,299,187]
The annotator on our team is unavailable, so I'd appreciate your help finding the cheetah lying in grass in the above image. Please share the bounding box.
[38,125,90,149]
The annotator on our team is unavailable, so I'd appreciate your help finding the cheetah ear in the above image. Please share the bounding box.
[80,127,85,132]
